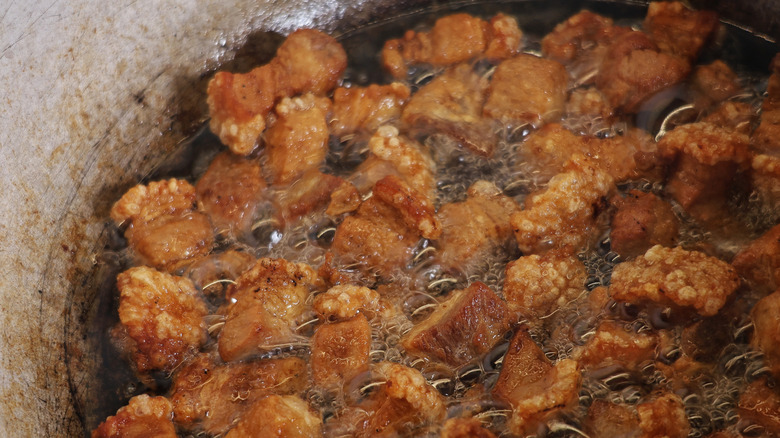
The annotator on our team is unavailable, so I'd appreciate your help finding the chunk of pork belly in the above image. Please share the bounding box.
[112,179,214,272]
[749,154,780,221]
[402,64,496,157]
[311,314,371,388]
[565,87,614,122]
[381,13,521,77]
[224,394,322,438]
[196,151,266,237]
[701,101,755,134]
[437,181,520,275]
[541,11,616,64]
[737,378,780,436]
[644,1,719,61]
[185,249,255,298]
[484,54,568,128]
[573,320,658,370]
[313,284,393,321]
[750,288,780,379]
[658,122,750,222]
[732,223,780,295]
[353,126,436,203]
[638,392,691,438]
[441,417,497,438]
[264,93,331,185]
[218,258,321,362]
[610,245,739,316]
[92,395,176,438]
[372,174,441,240]
[503,250,586,318]
[595,31,690,113]
[207,29,346,155]
[610,190,679,259]
[170,355,307,434]
[690,60,742,108]
[402,282,511,367]
[492,329,581,435]
[511,155,614,254]
[117,267,207,373]
[331,83,410,137]
[583,400,641,438]
[273,169,360,225]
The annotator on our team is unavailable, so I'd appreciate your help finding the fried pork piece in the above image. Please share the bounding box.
[116,267,207,373]
[196,151,266,236]
[750,288,780,379]
[111,179,214,272]
[584,394,690,438]
[492,328,581,435]
[381,13,521,78]
[170,355,307,434]
[750,153,780,218]
[610,245,739,316]
[644,1,719,61]
[207,29,346,155]
[595,30,691,113]
[402,64,496,157]
[658,122,750,222]
[732,224,780,294]
[402,282,512,367]
[92,395,176,438]
[565,87,614,122]
[503,250,586,318]
[484,54,568,128]
[218,258,321,362]
[441,417,497,438]
[573,320,658,370]
[331,83,411,137]
[583,401,641,438]
[272,169,360,224]
[436,180,520,275]
[185,249,255,297]
[313,284,392,321]
[224,394,322,438]
[702,101,755,134]
[311,314,371,388]
[264,93,331,185]
[610,190,679,259]
[541,10,616,64]
[690,60,742,108]
[737,377,780,435]
[372,173,441,240]
[511,154,614,255]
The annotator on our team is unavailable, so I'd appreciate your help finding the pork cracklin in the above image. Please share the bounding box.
[95,4,780,437]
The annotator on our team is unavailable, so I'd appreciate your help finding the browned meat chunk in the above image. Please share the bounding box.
[402,282,512,367]
[610,245,739,316]
[658,122,750,223]
[273,169,360,225]
[596,31,691,113]
[311,314,371,388]
[402,64,496,157]
[170,355,307,434]
[637,392,690,438]
[644,1,719,61]
[503,250,586,318]
[750,288,780,379]
[583,400,641,438]
[331,83,410,137]
[610,190,679,259]
[484,54,568,128]
[111,179,214,272]
[511,155,614,255]
[92,395,176,438]
[116,267,207,373]
[732,224,780,294]
[381,13,521,77]
[264,93,331,185]
[372,173,441,240]
[224,394,322,438]
[441,417,497,438]
[492,328,581,435]
[218,258,321,362]
[196,151,266,237]
[541,11,616,64]
[737,378,780,436]
[702,101,755,134]
[573,320,658,370]
[565,87,614,123]
[436,180,520,275]
[185,250,255,297]
[313,284,394,321]
[207,29,346,155]
[690,60,742,108]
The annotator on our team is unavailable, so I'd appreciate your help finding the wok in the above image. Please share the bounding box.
[0,0,777,436]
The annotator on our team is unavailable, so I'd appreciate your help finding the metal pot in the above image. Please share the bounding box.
[0,0,776,436]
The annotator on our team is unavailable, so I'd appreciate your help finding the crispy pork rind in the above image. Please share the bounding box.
[401,63,496,157]
[732,223,780,295]
[750,288,780,379]
[217,258,321,362]
[381,12,521,78]
[170,355,307,434]
[92,394,176,438]
[111,178,196,225]
[483,54,568,128]
[441,417,497,438]
[701,101,755,134]
[116,266,208,374]
[503,250,587,318]
[207,29,346,155]
[690,60,742,108]
[637,392,691,438]
[374,361,447,419]
[643,1,719,61]
[331,83,411,137]
[610,245,739,316]
[311,314,372,388]
[401,282,512,367]
[511,154,614,255]
[372,173,441,240]
[312,284,392,321]
[541,10,616,64]
[573,320,658,370]
[224,394,322,438]
[610,190,679,259]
